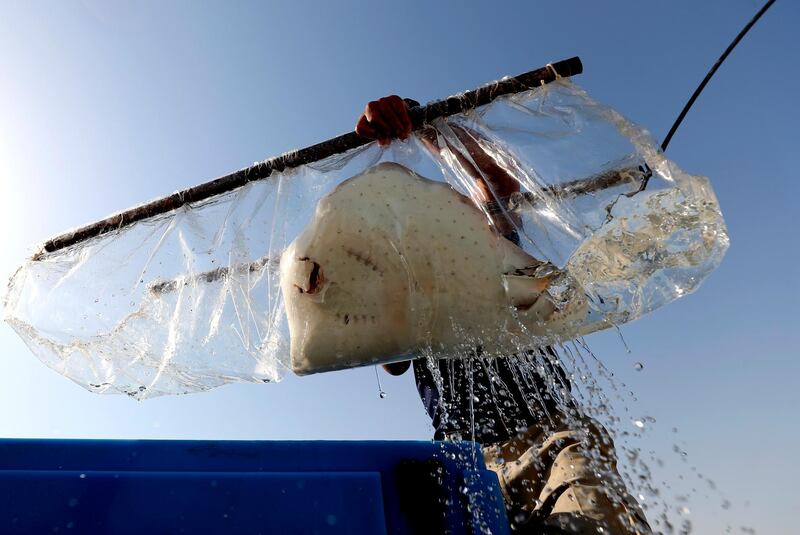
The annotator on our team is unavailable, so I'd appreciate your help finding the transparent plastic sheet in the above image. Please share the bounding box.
[3,80,728,399]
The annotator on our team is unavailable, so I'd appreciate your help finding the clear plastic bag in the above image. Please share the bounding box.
[2,80,728,398]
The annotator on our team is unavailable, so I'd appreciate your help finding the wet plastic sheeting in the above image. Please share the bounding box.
[3,81,728,398]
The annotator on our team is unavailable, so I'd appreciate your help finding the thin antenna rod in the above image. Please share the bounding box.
[661,0,777,151]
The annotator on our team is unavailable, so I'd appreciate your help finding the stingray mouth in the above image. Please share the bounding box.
[503,264,559,317]
[293,256,327,298]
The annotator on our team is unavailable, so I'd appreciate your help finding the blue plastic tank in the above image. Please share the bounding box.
[0,439,510,534]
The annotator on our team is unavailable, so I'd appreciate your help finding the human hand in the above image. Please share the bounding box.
[355,95,413,146]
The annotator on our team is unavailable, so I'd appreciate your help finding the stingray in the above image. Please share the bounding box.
[280,162,588,375]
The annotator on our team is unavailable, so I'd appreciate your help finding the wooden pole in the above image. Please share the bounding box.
[37,57,583,258]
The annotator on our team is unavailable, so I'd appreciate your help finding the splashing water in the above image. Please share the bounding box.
[418,332,739,534]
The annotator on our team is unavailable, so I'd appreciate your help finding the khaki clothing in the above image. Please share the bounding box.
[482,415,651,534]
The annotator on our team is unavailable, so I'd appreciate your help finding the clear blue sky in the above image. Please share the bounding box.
[0,1,797,533]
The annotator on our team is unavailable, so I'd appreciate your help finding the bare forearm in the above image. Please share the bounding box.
[420,125,521,234]
[353,96,520,235]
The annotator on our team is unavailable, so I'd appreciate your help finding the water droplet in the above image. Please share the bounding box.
[614,324,631,353]
[634,362,644,371]
[374,366,386,399]
[633,420,645,429]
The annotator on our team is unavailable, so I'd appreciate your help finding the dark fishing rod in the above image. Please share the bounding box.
[635,0,778,192]
[661,0,777,152]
